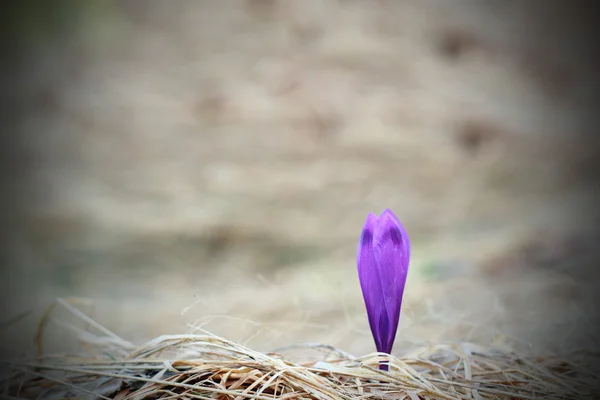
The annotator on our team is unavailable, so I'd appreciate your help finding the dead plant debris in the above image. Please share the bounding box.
[2,298,598,400]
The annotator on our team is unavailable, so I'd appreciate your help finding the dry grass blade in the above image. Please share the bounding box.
[2,299,598,399]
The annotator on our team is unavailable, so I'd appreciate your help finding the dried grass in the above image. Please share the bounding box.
[2,298,598,400]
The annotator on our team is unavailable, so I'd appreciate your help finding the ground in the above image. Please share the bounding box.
[2,0,598,360]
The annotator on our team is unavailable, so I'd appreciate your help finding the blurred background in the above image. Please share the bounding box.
[1,0,599,360]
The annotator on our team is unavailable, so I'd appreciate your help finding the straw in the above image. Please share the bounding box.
[2,298,598,400]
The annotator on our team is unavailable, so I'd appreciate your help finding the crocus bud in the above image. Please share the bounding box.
[357,209,410,370]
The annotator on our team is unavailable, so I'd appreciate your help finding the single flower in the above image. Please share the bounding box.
[357,209,410,370]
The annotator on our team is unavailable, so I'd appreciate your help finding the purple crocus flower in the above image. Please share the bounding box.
[357,209,410,370]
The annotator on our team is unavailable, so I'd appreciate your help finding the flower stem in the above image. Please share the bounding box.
[379,359,389,371]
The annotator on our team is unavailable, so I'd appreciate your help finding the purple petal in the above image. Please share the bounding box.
[357,213,386,352]
[372,209,410,354]
[380,208,410,264]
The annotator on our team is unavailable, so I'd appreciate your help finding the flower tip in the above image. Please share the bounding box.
[381,208,395,216]
[380,208,402,225]
[365,212,378,224]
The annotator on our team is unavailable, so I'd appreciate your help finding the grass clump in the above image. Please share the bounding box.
[2,298,598,399]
